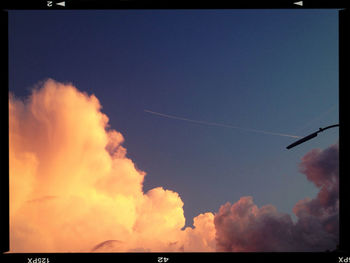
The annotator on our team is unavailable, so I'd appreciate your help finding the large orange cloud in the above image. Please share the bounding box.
[9,79,216,252]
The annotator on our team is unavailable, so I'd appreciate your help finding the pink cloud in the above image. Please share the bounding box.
[215,143,339,252]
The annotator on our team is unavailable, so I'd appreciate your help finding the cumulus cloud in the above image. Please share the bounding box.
[293,143,339,249]
[9,79,215,252]
[9,79,338,252]
[214,143,339,252]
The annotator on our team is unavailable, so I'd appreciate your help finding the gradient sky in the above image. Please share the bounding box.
[8,9,339,227]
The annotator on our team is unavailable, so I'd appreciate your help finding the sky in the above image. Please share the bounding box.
[8,10,339,252]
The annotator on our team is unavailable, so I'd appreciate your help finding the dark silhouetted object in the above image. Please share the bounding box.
[286,124,339,149]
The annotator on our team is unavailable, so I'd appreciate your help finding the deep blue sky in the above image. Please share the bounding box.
[8,10,339,226]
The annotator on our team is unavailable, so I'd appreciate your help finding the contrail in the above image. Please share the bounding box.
[144,109,301,139]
